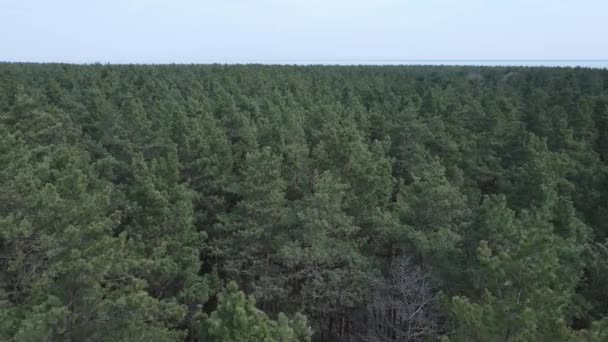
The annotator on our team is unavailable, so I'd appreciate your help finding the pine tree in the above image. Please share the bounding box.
[449,196,584,341]
[208,147,287,296]
[200,282,311,342]
[278,171,367,337]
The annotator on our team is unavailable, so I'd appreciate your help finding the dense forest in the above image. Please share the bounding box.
[1,63,608,341]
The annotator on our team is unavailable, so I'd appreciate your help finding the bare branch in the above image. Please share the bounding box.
[361,258,440,342]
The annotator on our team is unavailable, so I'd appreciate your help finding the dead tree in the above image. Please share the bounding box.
[362,258,439,342]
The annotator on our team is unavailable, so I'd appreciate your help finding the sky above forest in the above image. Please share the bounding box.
[1,0,607,64]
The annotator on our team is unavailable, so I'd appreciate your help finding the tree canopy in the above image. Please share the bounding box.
[1,63,607,341]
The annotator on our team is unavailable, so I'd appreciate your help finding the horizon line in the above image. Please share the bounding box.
[2,59,608,62]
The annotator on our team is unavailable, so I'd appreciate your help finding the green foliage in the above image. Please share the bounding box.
[278,171,368,330]
[390,156,468,270]
[1,64,607,341]
[448,196,584,341]
[201,282,311,342]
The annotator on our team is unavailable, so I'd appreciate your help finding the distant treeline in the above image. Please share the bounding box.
[1,63,608,341]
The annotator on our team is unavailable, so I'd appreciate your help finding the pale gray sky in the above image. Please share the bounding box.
[1,0,606,63]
